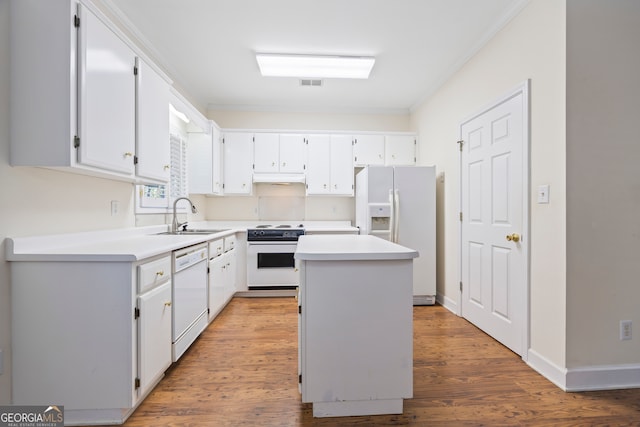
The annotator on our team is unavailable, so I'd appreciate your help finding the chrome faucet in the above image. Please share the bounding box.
[172,197,198,232]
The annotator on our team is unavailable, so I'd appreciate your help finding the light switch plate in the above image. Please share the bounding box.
[537,185,550,204]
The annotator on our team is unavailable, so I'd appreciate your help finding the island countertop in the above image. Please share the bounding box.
[295,234,419,261]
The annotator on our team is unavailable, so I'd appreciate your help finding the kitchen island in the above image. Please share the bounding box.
[295,234,418,418]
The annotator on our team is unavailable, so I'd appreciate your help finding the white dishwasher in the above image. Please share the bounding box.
[172,243,208,361]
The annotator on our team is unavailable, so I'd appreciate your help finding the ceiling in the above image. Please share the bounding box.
[104,0,528,115]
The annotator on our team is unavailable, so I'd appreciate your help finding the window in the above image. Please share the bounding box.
[135,134,188,213]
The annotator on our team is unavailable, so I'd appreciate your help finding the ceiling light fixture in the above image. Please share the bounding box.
[256,54,375,79]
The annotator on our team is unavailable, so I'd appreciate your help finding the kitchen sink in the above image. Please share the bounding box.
[155,229,229,235]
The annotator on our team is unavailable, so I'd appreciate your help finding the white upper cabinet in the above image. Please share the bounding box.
[385,135,416,165]
[253,133,280,173]
[306,135,354,196]
[353,134,385,166]
[188,125,223,195]
[223,132,254,195]
[278,134,306,173]
[253,133,306,174]
[10,1,170,183]
[77,4,136,175]
[135,58,170,182]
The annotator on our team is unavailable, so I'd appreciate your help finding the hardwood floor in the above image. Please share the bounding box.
[119,297,640,427]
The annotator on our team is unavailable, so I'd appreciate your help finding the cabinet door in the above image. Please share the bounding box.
[136,58,170,182]
[78,5,136,174]
[253,133,280,173]
[224,250,237,298]
[223,133,253,194]
[138,281,172,395]
[279,134,306,173]
[187,131,213,194]
[330,135,354,195]
[211,127,223,195]
[353,135,385,166]
[208,255,226,321]
[305,135,332,195]
[385,135,416,165]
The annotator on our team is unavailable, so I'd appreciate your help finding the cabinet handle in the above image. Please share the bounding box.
[124,152,133,158]
[323,184,327,189]
[282,162,286,167]
[163,165,170,171]
[156,270,164,277]
[379,154,383,159]
[334,184,337,189]
[164,301,172,307]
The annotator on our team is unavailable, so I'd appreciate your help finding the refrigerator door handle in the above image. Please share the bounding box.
[389,189,395,242]
[394,189,400,243]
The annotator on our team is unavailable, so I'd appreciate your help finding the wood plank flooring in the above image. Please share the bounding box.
[118,298,640,427]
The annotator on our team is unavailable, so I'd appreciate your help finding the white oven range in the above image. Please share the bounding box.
[246,225,304,290]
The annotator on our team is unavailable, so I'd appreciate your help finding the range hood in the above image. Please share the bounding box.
[252,173,306,184]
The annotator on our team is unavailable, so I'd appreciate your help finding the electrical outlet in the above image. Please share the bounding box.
[620,320,632,341]
[110,200,119,216]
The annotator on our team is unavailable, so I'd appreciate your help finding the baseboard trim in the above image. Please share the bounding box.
[565,363,640,391]
[527,349,640,392]
[526,349,568,390]
[436,293,458,314]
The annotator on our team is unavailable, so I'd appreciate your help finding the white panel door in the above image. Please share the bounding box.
[78,4,136,174]
[460,88,527,356]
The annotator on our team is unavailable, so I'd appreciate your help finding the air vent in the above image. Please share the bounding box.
[300,79,323,87]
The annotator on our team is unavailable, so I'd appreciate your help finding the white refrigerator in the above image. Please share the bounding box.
[355,166,436,305]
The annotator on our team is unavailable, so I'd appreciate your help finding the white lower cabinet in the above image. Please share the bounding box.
[137,281,172,397]
[11,253,174,426]
[208,236,237,322]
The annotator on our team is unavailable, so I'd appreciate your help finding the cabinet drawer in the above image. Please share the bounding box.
[208,238,224,258]
[224,235,236,252]
[138,255,171,293]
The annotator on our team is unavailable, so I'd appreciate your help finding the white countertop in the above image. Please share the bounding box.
[295,234,419,261]
[6,221,358,262]
[5,225,236,262]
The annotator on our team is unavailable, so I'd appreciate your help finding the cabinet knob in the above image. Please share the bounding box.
[272,161,275,166]
[163,165,170,171]
[124,152,133,158]
[282,162,286,167]
[334,184,337,189]
[164,301,172,307]
[323,184,327,189]
[156,270,164,277]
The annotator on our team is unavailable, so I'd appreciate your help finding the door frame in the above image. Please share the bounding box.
[458,80,531,360]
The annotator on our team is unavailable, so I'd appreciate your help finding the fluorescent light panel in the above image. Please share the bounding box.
[256,54,375,79]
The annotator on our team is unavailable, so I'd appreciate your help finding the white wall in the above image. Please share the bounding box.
[566,0,640,367]
[409,0,567,368]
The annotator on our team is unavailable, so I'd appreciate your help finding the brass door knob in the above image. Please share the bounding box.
[506,233,520,243]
